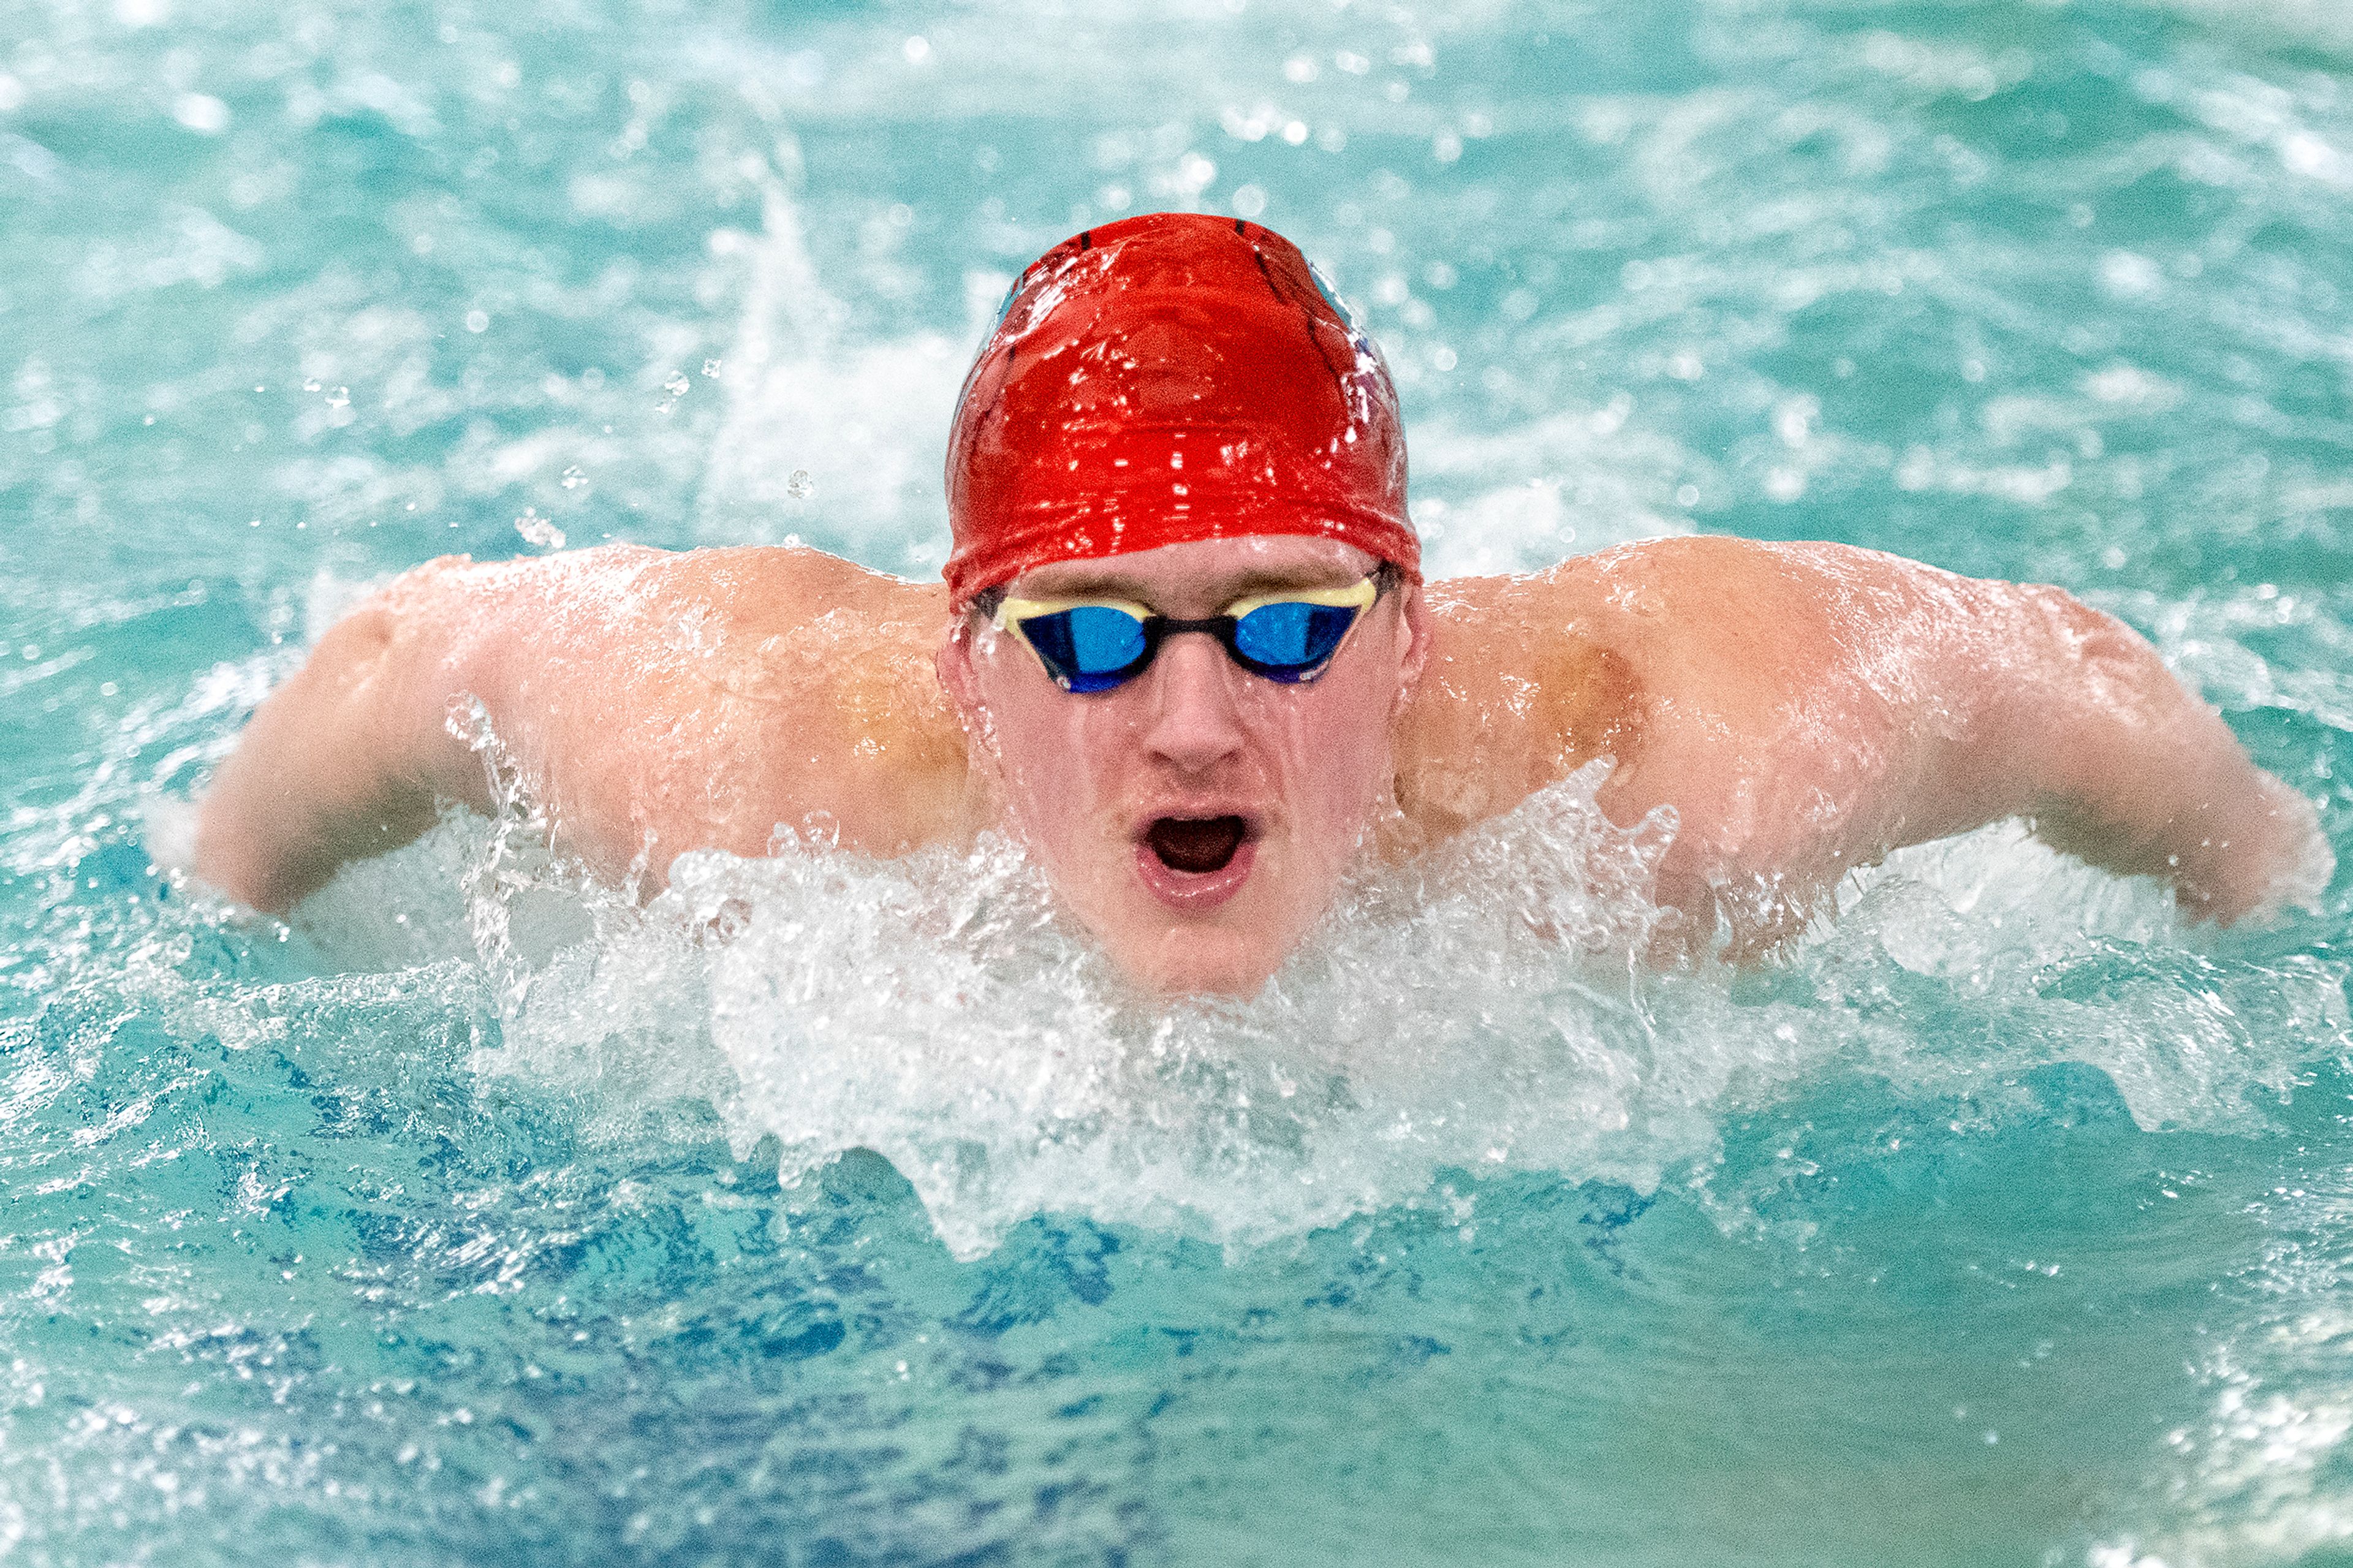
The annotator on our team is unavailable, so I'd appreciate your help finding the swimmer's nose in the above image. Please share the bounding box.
[1140,631,1247,774]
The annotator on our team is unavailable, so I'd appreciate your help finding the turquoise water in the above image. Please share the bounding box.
[6,0,2353,1561]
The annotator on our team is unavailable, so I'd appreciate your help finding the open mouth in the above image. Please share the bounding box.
[1145,816,1249,875]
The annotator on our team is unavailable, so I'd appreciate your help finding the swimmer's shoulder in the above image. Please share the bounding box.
[1393,559,1645,840]
[1392,537,1865,839]
[553,542,947,632]
[357,542,945,684]
[1447,535,1924,684]
[625,544,968,854]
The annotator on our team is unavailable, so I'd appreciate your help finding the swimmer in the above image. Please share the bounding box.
[192,213,2329,992]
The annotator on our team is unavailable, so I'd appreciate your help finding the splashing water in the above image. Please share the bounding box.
[372,757,2336,1269]
[468,764,1679,1259]
[513,509,566,550]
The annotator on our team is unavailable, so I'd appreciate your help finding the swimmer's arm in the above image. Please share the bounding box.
[1969,585,2328,922]
[1574,539,2326,945]
[193,543,970,914]
[191,557,502,913]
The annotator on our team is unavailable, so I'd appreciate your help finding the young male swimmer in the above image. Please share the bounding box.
[193,213,2328,993]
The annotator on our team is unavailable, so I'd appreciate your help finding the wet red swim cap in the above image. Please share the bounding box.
[944,212,1415,604]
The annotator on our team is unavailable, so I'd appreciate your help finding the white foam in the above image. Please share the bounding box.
[278,756,2350,1261]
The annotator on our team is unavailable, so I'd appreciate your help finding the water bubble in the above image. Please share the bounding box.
[301,377,320,392]
[663,373,689,397]
[465,310,490,333]
[785,469,815,499]
[514,509,566,550]
[561,466,586,490]
[325,386,349,410]
[701,358,721,378]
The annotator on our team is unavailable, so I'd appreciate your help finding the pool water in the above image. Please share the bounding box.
[5,0,2353,1561]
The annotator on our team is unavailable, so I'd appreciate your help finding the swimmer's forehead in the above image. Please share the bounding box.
[1011,537,1377,603]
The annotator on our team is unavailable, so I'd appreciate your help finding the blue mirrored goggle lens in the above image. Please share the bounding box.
[1232,602,1358,678]
[1023,605,1150,692]
[1016,597,1365,691]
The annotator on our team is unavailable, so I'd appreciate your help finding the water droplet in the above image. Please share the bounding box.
[171,93,229,135]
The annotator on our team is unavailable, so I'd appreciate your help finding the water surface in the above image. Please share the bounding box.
[3,0,2352,1562]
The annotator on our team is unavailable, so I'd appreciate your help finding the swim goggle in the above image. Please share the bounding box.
[993,575,1381,694]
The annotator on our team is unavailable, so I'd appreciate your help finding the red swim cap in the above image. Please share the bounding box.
[944,212,1415,604]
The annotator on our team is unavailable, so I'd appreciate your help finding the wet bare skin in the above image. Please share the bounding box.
[192,537,2326,960]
